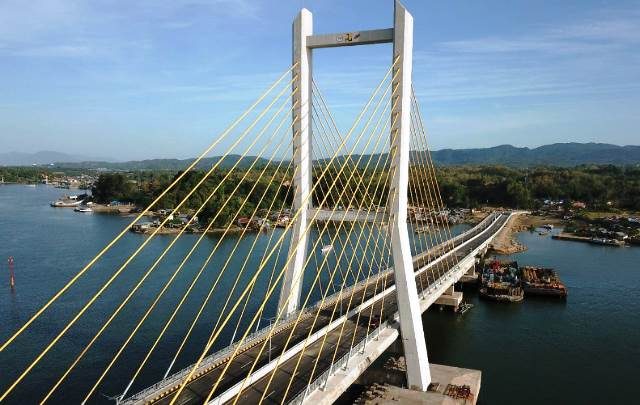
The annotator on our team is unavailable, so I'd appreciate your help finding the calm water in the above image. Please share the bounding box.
[0,184,465,404]
[424,226,640,404]
[1,185,638,404]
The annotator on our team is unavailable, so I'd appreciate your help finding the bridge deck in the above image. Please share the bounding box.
[125,213,508,405]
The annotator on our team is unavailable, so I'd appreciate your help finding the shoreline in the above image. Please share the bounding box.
[489,213,563,255]
[130,225,279,235]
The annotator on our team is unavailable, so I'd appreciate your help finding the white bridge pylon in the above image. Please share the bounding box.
[277,1,432,391]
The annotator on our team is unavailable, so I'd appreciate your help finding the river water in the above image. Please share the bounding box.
[424,221,640,404]
[1,184,638,404]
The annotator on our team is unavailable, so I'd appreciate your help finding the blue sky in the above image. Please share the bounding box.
[0,0,638,160]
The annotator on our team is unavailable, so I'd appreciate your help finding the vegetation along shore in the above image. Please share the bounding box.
[4,164,639,245]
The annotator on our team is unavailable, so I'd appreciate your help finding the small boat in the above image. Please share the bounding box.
[321,245,333,255]
[414,226,432,234]
[74,206,93,213]
[542,224,554,230]
[590,237,624,247]
[51,199,83,207]
[457,302,474,314]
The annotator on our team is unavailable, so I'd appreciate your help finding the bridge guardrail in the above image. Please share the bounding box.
[287,212,508,405]
[288,320,391,405]
[125,212,507,404]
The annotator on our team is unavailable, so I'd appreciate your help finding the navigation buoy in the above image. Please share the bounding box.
[8,256,15,290]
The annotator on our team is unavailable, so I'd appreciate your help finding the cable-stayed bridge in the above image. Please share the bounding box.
[1,3,513,404]
[124,213,509,405]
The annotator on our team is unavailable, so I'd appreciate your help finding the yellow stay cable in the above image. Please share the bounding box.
[42,95,295,404]
[412,90,456,250]
[310,105,387,285]
[407,117,449,283]
[175,61,398,405]
[292,93,398,390]
[321,108,400,379]
[232,78,398,404]
[407,109,448,280]
[305,99,394,310]
[312,82,368,209]
[227,159,298,347]
[410,90,455,251]
[406,150,428,290]
[229,164,299,353]
[342,125,399,366]
[309,115,390,296]
[0,76,297,403]
[103,115,297,403]
[224,124,392,399]
[233,79,396,404]
[310,83,394,279]
[408,103,454,280]
[311,80,394,285]
[408,134,436,261]
[316,83,414,369]
[75,100,296,404]
[410,112,451,282]
[161,114,303,380]
[0,65,296,354]
[358,144,395,342]
[308,118,357,296]
[227,122,391,404]
[216,94,393,404]
[285,109,398,401]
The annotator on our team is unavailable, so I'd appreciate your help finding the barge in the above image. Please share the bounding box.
[479,260,524,303]
[521,266,567,298]
[479,283,524,302]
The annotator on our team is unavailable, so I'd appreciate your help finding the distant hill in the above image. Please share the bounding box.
[3,143,639,170]
[430,143,640,166]
[44,155,272,171]
[0,150,113,166]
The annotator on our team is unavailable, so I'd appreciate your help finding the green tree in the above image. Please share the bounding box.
[91,173,136,204]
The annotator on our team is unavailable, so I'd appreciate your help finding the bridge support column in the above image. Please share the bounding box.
[279,8,313,317]
[388,1,431,391]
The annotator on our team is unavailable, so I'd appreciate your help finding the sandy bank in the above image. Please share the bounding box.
[490,213,563,255]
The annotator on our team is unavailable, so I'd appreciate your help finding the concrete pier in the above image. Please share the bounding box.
[434,285,463,311]
[353,358,481,405]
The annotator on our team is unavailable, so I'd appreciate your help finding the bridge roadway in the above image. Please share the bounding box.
[124,212,509,405]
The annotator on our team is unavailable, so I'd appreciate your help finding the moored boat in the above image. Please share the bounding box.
[520,266,567,298]
[50,195,84,207]
[480,283,524,303]
[479,260,524,303]
[590,237,624,247]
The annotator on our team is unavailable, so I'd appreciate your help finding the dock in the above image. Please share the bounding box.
[552,233,591,243]
[552,232,625,247]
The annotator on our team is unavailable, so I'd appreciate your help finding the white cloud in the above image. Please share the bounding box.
[410,6,640,105]
[0,0,261,59]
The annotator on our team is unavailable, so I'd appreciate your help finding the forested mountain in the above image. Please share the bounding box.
[3,143,639,169]
[430,143,640,166]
